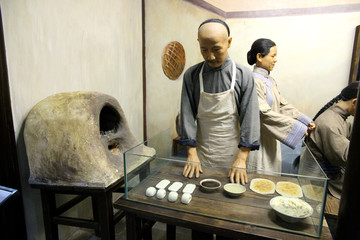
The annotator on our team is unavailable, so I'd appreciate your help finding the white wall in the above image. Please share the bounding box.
[146,1,360,141]
[228,13,360,117]
[145,0,221,140]
[0,0,143,239]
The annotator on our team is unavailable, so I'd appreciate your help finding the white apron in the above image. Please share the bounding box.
[196,61,241,167]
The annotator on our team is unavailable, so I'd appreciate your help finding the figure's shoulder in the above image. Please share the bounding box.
[234,62,254,86]
[315,109,342,130]
[234,62,253,79]
[235,62,252,74]
[183,62,203,83]
[184,62,203,76]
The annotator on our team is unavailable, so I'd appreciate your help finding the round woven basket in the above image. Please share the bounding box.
[161,41,186,80]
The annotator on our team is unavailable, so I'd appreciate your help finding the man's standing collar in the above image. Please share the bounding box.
[331,104,351,120]
[203,55,231,73]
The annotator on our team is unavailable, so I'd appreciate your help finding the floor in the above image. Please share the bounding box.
[66,216,192,240]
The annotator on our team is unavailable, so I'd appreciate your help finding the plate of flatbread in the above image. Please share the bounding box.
[250,178,275,195]
[302,184,324,201]
[276,181,303,198]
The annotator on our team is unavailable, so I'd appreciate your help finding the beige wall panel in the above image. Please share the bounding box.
[0,0,142,239]
[146,0,220,140]
[228,12,360,118]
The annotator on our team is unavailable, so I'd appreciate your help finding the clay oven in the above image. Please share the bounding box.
[24,91,154,188]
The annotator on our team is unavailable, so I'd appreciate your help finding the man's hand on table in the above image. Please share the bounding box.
[228,147,250,185]
[183,146,203,178]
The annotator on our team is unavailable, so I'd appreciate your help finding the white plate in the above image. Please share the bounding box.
[168,182,183,192]
[156,179,170,189]
[182,183,196,194]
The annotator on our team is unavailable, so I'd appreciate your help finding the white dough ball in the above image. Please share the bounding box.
[156,188,166,199]
[168,191,178,202]
[145,187,156,197]
[181,193,192,204]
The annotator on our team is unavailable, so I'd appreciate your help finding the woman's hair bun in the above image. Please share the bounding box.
[247,38,276,65]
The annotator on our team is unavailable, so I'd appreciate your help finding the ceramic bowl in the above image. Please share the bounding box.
[199,178,221,192]
[270,196,313,223]
[223,183,246,197]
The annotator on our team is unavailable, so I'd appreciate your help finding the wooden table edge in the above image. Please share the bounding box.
[114,198,332,240]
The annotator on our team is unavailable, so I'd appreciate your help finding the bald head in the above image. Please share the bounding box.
[197,21,232,68]
[198,22,229,42]
[198,18,230,36]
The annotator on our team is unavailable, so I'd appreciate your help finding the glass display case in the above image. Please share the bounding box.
[0,186,19,206]
[123,129,328,238]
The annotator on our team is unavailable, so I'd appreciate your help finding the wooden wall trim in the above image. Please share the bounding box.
[336,83,360,238]
[142,0,147,141]
[183,0,360,18]
[349,25,360,84]
[0,8,27,240]
[226,4,360,18]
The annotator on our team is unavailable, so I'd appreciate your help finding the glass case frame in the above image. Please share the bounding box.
[123,129,328,238]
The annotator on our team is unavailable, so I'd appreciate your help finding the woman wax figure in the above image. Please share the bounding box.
[306,81,359,199]
[246,38,315,173]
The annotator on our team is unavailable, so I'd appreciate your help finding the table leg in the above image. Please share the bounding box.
[142,219,153,240]
[91,195,100,237]
[166,224,176,240]
[40,189,59,240]
[139,162,151,181]
[93,191,115,240]
[126,213,141,240]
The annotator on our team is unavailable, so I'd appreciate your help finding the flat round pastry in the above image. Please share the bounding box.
[250,178,275,195]
[302,184,324,201]
[276,181,303,198]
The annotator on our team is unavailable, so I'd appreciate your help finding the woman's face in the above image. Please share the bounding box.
[256,46,277,72]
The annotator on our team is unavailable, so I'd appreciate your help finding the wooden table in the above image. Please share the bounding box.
[323,194,340,238]
[115,198,332,240]
[324,194,340,217]
[115,161,332,240]
[31,179,125,240]
[31,156,152,240]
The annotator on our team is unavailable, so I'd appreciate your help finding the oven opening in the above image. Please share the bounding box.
[100,105,120,134]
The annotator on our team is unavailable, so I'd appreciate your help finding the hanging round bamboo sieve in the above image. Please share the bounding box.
[161,41,186,80]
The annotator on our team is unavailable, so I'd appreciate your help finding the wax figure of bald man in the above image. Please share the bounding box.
[180,19,260,185]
